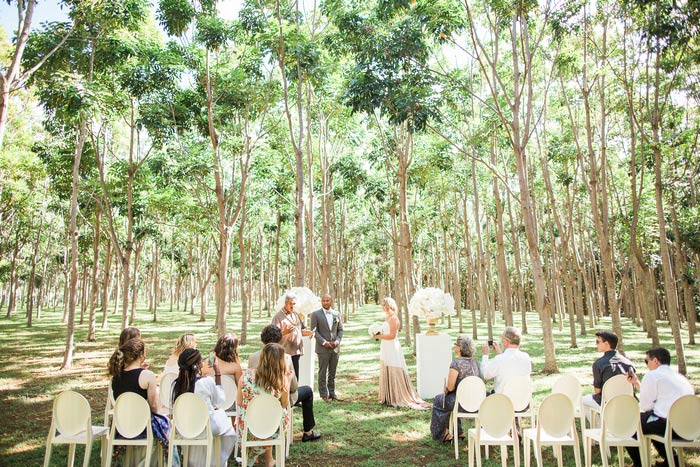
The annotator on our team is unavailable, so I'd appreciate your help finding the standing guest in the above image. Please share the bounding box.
[163,333,197,375]
[202,333,243,384]
[310,294,344,402]
[238,343,290,467]
[430,335,481,443]
[108,338,171,465]
[271,292,313,379]
[374,297,428,410]
[171,349,236,467]
[249,325,321,442]
[480,326,531,394]
[581,331,634,418]
[625,347,695,467]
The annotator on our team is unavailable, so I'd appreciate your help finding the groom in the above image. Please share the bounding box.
[310,294,343,402]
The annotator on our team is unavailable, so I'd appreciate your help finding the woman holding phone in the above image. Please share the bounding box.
[201,333,243,384]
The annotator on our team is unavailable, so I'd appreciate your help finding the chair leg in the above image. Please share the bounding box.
[666,443,676,467]
[555,446,563,467]
[145,443,153,467]
[454,419,460,460]
[574,440,582,467]
[43,442,52,467]
[82,442,92,467]
[585,437,592,467]
[600,442,609,467]
[524,437,531,467]
[536,442,544,467]
[514,439,521,467]
[68,444,76,467]
[468,436,474,467]
[501,445,508,467]
[617,446,624,467]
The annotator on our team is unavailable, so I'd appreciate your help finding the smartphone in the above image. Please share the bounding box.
[487,340,494,348]
[208,351,215,367]
[627,367,635,377]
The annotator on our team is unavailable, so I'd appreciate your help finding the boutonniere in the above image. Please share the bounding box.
[332,313,339,325]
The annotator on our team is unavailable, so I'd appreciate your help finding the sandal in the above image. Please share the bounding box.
[442,432,454,444]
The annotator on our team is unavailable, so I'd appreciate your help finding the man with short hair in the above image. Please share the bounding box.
[271,292,313,379]
[481,326,532,393]
[626,347,694,467]
[581,330,635,416]
[248,325,321,442]
[310,294,343,402]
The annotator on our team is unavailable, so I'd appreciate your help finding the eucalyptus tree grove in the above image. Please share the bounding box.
[1,0,698,372]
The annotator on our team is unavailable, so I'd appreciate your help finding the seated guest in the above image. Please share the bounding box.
[108,338,170,465]
[119,327,141,346]
[581,331,634,419]
[480,326,531,393]
[249,325,321,442]
[171,349,236,467]
[626,347,694,467]
[431,335,481,443]
[163,333,197,375]
[202,333,243,384]
[238,343,290,467]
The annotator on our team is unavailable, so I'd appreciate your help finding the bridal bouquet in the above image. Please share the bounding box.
[408,288,455,319]
[275,287,321,320]
[368,323,382,337]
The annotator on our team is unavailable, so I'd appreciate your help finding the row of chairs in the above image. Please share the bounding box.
[451,373,700,467]
[44,374,290,467]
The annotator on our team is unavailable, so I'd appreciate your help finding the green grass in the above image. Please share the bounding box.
[1,303,699,466]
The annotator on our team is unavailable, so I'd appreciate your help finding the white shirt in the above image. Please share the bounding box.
[323,308,334,332]
[481,347,532,393]
[639,364,694,419]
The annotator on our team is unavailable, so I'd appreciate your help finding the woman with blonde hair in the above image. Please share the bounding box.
[163,333,197,375]
[373,297,428,410]
[237,343,289,467]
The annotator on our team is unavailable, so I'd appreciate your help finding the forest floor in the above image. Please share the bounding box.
[1,303,699,467]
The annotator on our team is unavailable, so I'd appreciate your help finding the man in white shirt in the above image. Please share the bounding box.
[626,347,694,467]
[480,326,532,394]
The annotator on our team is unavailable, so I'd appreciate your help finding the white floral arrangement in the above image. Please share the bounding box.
[408,287,455,319]
[368,323,383,337]
[275,287,321,320]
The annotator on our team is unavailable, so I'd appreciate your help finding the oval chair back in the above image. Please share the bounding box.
[538,393,574,438]
[601,394,639,439]
[114,392,152,439]
[246,394,284,439]
[54,390,92,437]
[502,375,532,412]
[552,373,582,408]
[456,376,486,412]
[172,393,209,439]
[159,373,177,414]
[668,395,700,441]
[601,374,633,406]
[214,375,237,412]
[479,394,514,438]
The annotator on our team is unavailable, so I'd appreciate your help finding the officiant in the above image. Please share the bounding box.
[271,291,313,379]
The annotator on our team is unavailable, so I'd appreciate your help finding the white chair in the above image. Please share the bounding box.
[552,373,583,432]
[502,375,535,432]
[158,373,177,417]
[43,390,108,467]
[645,395,700,467]
[104,385,115,428]
[240,393,286,467]
[106,392,163,467]
[168,393,212,467]
[523,393,581,467]
[583,394,648,467]
[213,375,239,460]
[585,374,633,429]
[452,376,486,460]
[285,404,293,457]
[468,393,520,467]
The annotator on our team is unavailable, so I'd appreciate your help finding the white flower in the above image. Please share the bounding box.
[368,323,382,337]
[275,287,321,318]
[408,288,455,319]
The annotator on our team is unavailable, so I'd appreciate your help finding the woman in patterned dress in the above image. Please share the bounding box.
[430,335,481,442]
[237,343,290,467]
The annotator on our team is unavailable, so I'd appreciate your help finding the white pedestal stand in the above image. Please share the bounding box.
[299,335,315,391]
[416,332,452,400]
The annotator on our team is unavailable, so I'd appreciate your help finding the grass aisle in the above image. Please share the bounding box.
[1,304,698,466]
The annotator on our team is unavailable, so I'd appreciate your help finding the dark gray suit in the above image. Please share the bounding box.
[310,308,343,398]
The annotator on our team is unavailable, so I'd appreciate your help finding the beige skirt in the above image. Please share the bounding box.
[378,362,428,410]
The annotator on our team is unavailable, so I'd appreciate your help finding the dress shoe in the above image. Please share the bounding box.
[302,431,321,442]
[329,395,343,402]
[321,396,330,402]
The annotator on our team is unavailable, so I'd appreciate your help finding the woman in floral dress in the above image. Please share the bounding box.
[237,343,290,467]
[430,335,481,442]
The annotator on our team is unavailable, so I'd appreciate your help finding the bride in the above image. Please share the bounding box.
[374,297,428,410]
